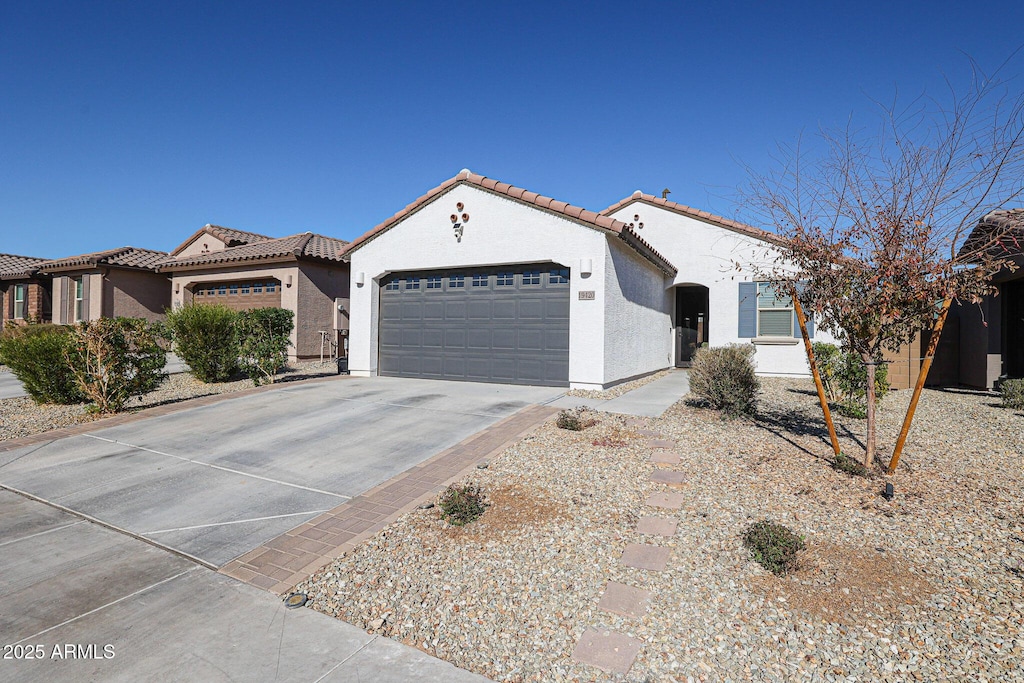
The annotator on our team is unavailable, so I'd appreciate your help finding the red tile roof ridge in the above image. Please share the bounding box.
[0,253,51,279]
[601,192,785,246]
[158,232,349,270]
[169,224,273,257]
[39,247,168,273]
[343,170,676,275]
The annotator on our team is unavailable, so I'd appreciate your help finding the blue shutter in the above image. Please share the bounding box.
[738,282,756,338]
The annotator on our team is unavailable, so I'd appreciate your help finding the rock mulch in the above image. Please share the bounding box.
[565,370,671,400]
[298,379,1023,682]
[0,362,338,442]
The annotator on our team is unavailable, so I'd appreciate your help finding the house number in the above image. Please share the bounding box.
[578,291,596,300]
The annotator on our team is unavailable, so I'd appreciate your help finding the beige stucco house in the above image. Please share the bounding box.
[40,247,170,324]
[158,225,351,360]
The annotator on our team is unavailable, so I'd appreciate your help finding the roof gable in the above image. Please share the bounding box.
[169,224,272,257]
[344,170,676,276]
[158,232,349,271]
[602,192,786,247]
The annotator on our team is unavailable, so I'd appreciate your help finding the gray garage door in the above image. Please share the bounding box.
[379,264,570,386]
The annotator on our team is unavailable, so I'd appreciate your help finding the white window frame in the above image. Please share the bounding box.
[13,284,26,319]
[756,282,794,337]
[73,277,84,322]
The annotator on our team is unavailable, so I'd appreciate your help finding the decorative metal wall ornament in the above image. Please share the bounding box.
[627,213,644,230]
[450,202,469,242]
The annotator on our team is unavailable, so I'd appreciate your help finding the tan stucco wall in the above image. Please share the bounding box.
[295,262,350,359]
[104,269,171,321]
[176,234,228,258]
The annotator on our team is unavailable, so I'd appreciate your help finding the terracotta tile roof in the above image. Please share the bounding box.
[343,170,677,276]
[0,253,49,280]
[601,191,787,247]
[158,232,350,271]
[169,224,272,257]
[40,247,168,273]
[959,208,1024,259]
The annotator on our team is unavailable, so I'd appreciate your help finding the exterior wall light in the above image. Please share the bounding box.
[580,258,592,276]
[286,275,293,288]
[356,271,366,286]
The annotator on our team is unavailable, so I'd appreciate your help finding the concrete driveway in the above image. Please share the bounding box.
[0,376,563,567]
[0,490,491,682]
[0,371,26,399]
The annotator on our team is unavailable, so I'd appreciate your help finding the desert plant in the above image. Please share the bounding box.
[1001,379,1024,410]
[743,519,805,576]
[832,452,869,477]
[165,303,239,382]
[438,483,487,526]
[689,344,760,417]
[235,307,294,385]
[66,317,167,414]
[0,324,85,404]
[556,406,597,431]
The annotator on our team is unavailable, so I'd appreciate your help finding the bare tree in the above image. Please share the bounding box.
[742,57,1024,468]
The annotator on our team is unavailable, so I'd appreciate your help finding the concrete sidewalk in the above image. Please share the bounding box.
[549,369,690,417]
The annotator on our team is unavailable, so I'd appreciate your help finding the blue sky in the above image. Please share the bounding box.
[2,1,1022,257]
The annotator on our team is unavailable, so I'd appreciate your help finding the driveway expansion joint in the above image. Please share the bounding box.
[219,403,559,595]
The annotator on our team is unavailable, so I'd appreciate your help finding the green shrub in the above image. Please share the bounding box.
[1001,378,1024,410]
[235,307,294,385]
[0,324,85,404]
[832,452,869,477]
[812,342,889,411]
[165,303,239,382]
[743,519,805,576]
[438,483,487,526]
[66,317,167,414]
[689,344,760,417]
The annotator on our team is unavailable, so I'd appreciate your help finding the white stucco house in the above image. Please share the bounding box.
[344,170,834,390]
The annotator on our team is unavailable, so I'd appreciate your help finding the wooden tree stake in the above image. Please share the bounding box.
[792,293,841,455]
[887,298,952,474]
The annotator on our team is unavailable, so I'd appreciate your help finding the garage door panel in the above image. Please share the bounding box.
[422,329,444,348]
[466,329,491,351]
[467,301,491,320]
[379,264,569,386]
[492,300,516,320]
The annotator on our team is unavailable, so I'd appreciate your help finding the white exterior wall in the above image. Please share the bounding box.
[603,238,673,384]
[348,184,663,388]
[606,202,837,377]
[169,264,302,360]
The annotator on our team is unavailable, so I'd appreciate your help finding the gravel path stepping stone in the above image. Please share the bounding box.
[625,418,648,428]
[620,543,671,570]
[571,627,643,674]
[636,428,662,437]
[646,439,676,449]
[649,450,681,465]
[650,469,686,486]
[598,581,652,618]
[637,515,678,537]
[645,492,685,510]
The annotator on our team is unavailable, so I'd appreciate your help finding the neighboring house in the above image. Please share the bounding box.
[931,208,1024,389]
[344,170,835,389]
[158,226,351,360]
[0,253,52,330]
[40,247,170,324]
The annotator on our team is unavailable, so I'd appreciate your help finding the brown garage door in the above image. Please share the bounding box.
[188,279,282,311]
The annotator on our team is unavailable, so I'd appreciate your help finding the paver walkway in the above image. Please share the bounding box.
[221,404,559,594]
[572,417,682,675]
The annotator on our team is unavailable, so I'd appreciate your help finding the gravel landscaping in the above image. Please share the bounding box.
[298,378,1024,682]
[565,369,672,400]
[0,362,339,442]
